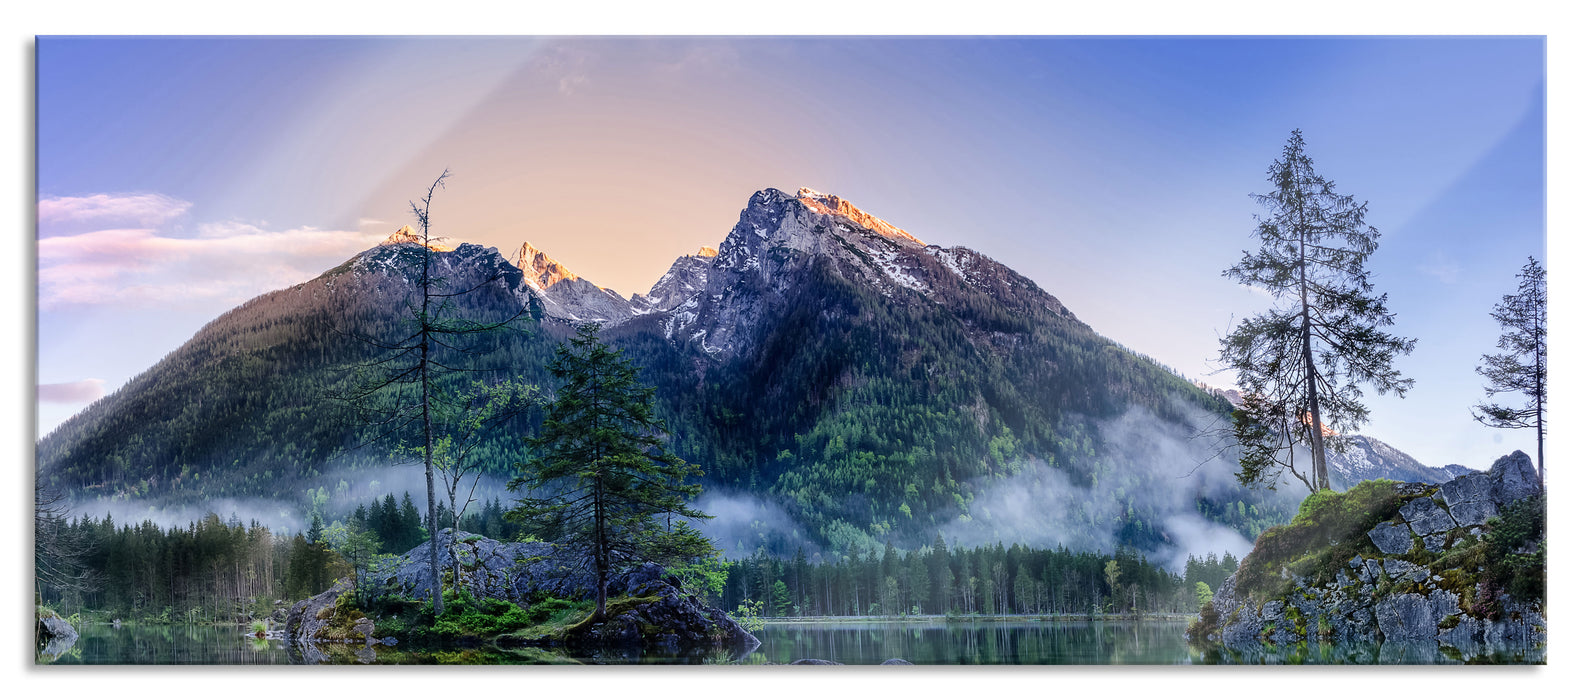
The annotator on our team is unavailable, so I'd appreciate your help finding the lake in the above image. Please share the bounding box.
[36,619,1544,665]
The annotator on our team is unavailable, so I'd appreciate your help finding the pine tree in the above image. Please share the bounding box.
[1473,256,1547,482]
[508,323,715,622]
[1219,129,1416,493]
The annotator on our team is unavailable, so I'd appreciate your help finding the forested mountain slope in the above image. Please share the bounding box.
[40,187,1447,558]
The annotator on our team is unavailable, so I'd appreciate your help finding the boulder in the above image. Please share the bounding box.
[369,529,597,604]
[36,612,78,646]
[1438,472,1498,527]
[1367,522,1414,555]
[791,658,844,665]
[1399,497,1455,538]
[1489,451,1542,506]
[1374,590,1462,641]
[284,578,364,642]
[880,658,914,665]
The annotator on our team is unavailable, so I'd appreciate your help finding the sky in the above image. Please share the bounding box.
[35,36,1546,471]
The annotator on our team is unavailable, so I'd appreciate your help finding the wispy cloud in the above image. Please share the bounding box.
[38,193,191,233]
[1417,251,1461,285]
[38,378,106,404]
[533,46,594,96]
[37,196,385,309]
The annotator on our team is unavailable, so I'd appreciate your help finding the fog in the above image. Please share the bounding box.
[690,490,819,560]
[308,462,517,520]
[66,496,306,534]
[940,401,1300,575]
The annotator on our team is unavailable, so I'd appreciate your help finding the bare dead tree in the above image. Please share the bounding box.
[330,170,533,616]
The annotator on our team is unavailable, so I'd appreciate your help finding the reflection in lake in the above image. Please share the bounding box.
[37,619,1544,665]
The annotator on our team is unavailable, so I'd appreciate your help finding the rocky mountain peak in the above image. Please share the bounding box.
[794,187,924,246]
[513,241,580,291]
[380,225,454,252]
[696,246,718,258]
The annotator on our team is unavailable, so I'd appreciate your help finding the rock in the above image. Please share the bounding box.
[1488,451,1542,506]
[1438,471,1499,526]
[284,578,360,642]
[1399,497,1455,537]
[1381,558,1422,580]
[36,612,78,646]
[1363,559,1383,584]
[369,529,598,604]
[1374,590,1462,641]
[881,658,914,665]
[363,530,758,655]
[1394,482,1435,498]
[1368,522,1414,555]
[791,658,844,665]
[1201,452,1546,653]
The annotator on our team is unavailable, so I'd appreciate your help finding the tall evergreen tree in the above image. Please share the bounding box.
[1219,129,1417,493]
[508,323,715,622]
[1473,256,1547,482]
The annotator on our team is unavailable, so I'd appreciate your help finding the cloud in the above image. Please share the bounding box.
[38,193,191,233]
[533,46,594,96]
[1416,251,1461,284]
[940,401,1286,575]
[38,378,106,404]
[37,215,385,309]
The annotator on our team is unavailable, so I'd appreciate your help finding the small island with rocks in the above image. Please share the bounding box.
[1189,451,1545,663]
[282,528,758,663]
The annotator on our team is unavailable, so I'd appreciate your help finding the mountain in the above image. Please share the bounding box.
[38,186,1439,558]
[1197,383,1477,488]
[1328,436,1477,487]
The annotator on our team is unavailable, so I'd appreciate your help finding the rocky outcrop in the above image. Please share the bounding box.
[355,530,756,654]
[1204,451,1546,651]
[285,578,360,642]
[35,610,79,659]
[367,528,597,604]
[554,563,758,654]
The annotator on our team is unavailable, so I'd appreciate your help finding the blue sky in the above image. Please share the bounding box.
[36,36,1545,470]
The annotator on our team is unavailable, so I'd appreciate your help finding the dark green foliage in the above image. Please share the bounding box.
[1473,257,1547,480]
[612,250,1259,553]
[1220,130,1416,493]
[428,590,533,638]
[720,541,1228,617]
[1185,598,1220,641]
[350,491,427,555]
[1482,495,1545,605]
[509,324,715,620]
[1234,479,1402,603]
[34,512,328,622]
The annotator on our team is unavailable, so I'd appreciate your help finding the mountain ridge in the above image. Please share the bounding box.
[36,186,1450,558]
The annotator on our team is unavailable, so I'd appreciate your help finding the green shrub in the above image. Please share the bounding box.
[1185,599,1219,642]
[429,592,534,638]
[1485,495,1545,605]
[1235,480,1403,603]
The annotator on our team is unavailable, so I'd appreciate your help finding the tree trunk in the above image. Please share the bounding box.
[593,476,608,622]
[1535,334,1544,484]
[1296,220,1330,491]
[422,238,444,618]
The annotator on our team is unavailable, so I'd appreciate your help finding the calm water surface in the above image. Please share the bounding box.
[36,619,1543,665]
